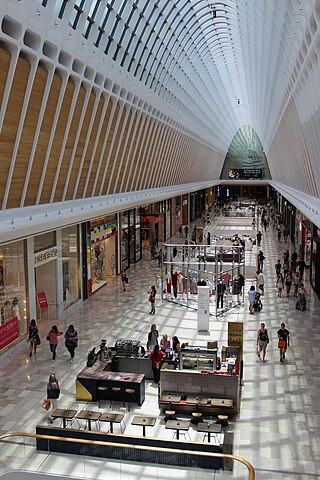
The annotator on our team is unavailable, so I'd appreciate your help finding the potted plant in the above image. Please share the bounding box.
[86,347,96,367]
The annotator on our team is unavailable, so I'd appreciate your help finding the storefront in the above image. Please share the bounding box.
[141,207,159,248]
[310,225,320,298]
[301,219,312,268]
[0,239,27,353]
[32,228,81,319]
[90,216,118,292]
[122,209,142,269]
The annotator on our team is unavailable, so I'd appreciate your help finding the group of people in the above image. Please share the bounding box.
[28,320,78,363]
[256,322,290,363]
[147,324,181,383]
[275,251,307,308]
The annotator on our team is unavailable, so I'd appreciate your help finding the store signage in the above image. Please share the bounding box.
[0,317,19,350]
[182,199,188,205]
[141,216,159,223]
[228,322,243,360]
[197,286,210,331]
[37,292,48,309]
[34,248,57,264]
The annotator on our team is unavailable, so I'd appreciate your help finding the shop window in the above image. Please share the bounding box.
[61,226,80,307]
[34,231,57,253]
[0,240,27,351]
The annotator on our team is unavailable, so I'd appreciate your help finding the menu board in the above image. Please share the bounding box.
[228,322,243,360]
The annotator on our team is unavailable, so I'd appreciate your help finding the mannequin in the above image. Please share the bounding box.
[177,272,184,294]
[166,271,171,294]
[216,280,226,309]
[3,300,12,322]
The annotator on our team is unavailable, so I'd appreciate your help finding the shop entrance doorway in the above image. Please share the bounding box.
[35,260,57,321]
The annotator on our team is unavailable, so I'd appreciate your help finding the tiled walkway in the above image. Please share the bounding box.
[0,215,320,480]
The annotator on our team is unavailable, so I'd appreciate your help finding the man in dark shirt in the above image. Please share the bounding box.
[277,323,290,363]
[171,271,178,299]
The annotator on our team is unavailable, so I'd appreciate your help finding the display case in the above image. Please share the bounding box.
[179,346,217,371]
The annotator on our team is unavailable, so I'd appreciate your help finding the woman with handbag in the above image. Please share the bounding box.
[256,323,269,363]
[46,325,63,363]
[28,318,40,357]
[277,322,290,363]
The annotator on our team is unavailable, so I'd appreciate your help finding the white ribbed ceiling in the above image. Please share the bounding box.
[29,0,313,154]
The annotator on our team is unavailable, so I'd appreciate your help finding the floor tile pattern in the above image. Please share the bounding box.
[0,214,320,479]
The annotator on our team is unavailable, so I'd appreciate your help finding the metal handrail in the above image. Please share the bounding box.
[0,431,255,479]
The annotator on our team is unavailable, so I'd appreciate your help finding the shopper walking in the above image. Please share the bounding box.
[292,272,301,297]
[256,270,265,295]
[248,285,256,314]
[256,231,262,247]
[298,257,306,281]
[147,323,159,351]
[284,269,292,297]
[150,345,165,384]
[46,325,63,363]
[148,285,156,314]
[277,322,290,363]
[276,272,284,297]
[256,323,269,362]
[64,324,78,363]
[275,259,282,276]
[28,318,40,357]
[184,225,189,239]
[258,250,265,272]
[121,269,127,291]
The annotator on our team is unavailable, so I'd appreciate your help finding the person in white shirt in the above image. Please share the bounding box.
[256,270,265,295]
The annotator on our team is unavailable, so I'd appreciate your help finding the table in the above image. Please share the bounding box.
[186,395,208,405]
[165,420,190,440]
[75,410,101,431]
[160,393,181,403]
[196,422,222,442]
[51,409,77,428]
[99,412,125,433]
[210,398,233,408]
[131,415,157,437]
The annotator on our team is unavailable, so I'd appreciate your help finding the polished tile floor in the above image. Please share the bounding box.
[0,214,320,480]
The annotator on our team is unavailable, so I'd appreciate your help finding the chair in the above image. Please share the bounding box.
[111,387,126,412]
[97,386,109,408]
[125,388,135,412]
[164,410,176,422]
[65,402,81,429]
[191,412,203,425]
[84,403,100,431]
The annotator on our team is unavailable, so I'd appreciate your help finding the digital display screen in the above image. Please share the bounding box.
[228,168,262,180]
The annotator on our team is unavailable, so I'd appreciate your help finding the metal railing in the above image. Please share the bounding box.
[0,431,255,479]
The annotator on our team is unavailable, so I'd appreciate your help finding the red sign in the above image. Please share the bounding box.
[0,317,19,350]
[37,292,48,309]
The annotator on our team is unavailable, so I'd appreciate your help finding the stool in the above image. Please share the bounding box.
[125,388,135,412]
[191,412,203,425]
[97,386,108,408]
[216,415,229,429]
[164,410,176,422]
[111,387,125,411]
